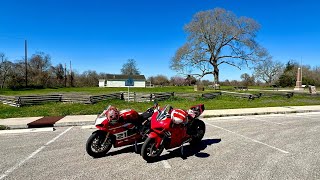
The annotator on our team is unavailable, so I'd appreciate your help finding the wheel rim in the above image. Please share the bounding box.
[146,141,161,157]
[195,124,205,139]
[91,135,112,153]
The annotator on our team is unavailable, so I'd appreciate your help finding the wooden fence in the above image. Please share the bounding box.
[0,95,19,107]
[121,92,174,102]
[0,92,174,107]
[0,93,123,107]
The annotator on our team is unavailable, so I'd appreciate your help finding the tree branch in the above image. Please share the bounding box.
[217,61,241,70]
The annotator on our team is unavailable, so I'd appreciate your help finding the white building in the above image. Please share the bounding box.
[99,74,146,87]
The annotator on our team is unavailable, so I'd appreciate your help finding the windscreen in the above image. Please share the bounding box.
[156,105,171,121]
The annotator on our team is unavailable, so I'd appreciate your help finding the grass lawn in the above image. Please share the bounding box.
[0,87,320,119]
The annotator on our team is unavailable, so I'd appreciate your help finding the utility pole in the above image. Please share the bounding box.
[25,40,28,87]
[64,63,67,87]
[70,61,73,87]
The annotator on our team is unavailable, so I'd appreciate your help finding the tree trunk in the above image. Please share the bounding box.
[213,63,219,85]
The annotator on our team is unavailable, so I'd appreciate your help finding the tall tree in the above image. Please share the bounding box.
[121,59,140,75]
[278,61,299,87]
[52,63,65,86]
[28,52,52,86]
[171,8,268,85]
[253,58,284,85]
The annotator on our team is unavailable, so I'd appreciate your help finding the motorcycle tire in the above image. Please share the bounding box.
[141,137,164,162]
[189,119,206,146]
[86,131,113,158]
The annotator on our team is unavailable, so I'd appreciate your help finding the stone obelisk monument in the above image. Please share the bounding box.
[294,67,303,91]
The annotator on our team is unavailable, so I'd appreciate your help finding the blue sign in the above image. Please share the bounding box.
[125,78,134,86]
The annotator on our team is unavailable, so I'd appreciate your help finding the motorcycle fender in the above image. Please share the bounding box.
[148,132,162,148]
[95,125,108,131]
[92,130,108,136]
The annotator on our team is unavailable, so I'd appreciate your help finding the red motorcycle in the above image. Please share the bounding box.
[141,104,206,162]
[86,105,155,158]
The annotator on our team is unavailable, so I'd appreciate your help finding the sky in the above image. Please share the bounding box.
[1,0,320,81]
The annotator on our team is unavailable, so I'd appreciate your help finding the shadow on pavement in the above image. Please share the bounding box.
[93,138,221,160]
[93,143,142,158]
[150,138,222,163]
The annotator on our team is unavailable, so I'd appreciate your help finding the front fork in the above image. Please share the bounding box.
[101,132,110,145]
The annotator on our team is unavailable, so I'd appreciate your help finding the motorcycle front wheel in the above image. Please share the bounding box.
[86,131,113,158]
[141,137,164,162]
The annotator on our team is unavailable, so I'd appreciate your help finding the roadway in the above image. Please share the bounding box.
[1,112,320,179]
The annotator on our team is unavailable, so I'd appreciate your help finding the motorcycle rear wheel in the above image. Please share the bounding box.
[86,131,113,158]
[189,119,206,145]
[141,137,164,162]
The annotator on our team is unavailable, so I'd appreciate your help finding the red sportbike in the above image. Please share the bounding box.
[86,105,155,158]
[141,104,206,162]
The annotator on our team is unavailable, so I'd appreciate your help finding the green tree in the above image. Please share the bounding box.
[170,8,268,85]
[277,61,298,87]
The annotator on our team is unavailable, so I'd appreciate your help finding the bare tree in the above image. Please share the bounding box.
[148,75,169,86]
[170,8,268,85]
[121,59,140,75]
[170,76,186,86]
[28,52,52,86]
[0,53,13,88]
[240,73,255,86]
[253,58,284,85]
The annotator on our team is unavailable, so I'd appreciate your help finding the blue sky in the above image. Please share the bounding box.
[1,0,320,81]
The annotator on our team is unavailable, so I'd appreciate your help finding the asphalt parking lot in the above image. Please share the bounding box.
[1,112,320,180]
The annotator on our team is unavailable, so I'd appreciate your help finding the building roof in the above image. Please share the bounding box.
[105,74,146,81]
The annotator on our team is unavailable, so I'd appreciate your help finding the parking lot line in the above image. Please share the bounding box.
[249,117,285,125]
[0,127,55,135]
[204,122,289,154]
[162,160,171,168]
[0,127,73,180]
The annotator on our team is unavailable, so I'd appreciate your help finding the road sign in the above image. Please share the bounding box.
[125,78,134,86]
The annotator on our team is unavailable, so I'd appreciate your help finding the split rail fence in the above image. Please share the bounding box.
[0,92,174,107]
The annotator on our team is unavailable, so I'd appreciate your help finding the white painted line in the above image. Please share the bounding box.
[249,117,285,125]
[0,127,55,135]
[205,122,289,154]
[45,127,73,145]
[0,127,73,180]
[294,112,320,116]
[162,160,171,169]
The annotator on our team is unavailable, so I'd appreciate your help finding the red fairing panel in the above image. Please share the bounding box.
[148,131,162,148]
[120,109,141,124]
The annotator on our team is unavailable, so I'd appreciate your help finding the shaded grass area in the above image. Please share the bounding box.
[1,94,320,119]
[0,85,287,96]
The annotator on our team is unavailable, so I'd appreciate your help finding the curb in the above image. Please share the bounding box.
[0,121,95,130]
[202,109,320,118]
[54,121,94,127]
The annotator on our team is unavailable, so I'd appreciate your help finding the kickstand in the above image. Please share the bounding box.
[180,145,184,156]
[134,141,138,153]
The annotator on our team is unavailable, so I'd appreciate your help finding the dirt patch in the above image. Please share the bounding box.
[27,116,65,128]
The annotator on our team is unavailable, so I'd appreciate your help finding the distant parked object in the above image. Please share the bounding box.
[99,74,146,87]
